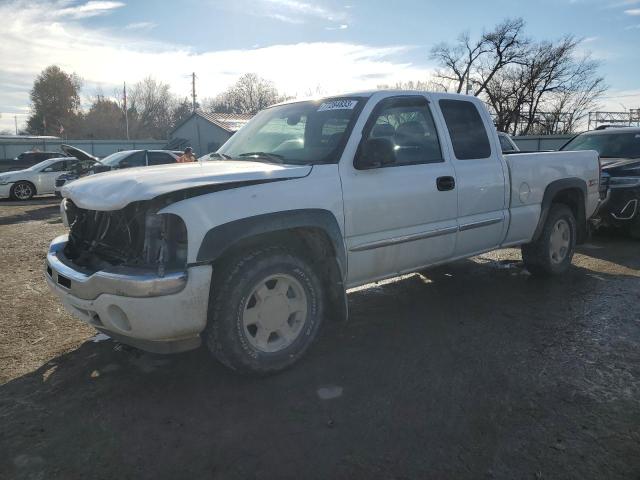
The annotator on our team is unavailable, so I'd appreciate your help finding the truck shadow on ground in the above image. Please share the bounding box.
[2,255,639,479]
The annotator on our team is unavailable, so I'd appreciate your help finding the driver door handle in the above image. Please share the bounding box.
[437,176,455,191]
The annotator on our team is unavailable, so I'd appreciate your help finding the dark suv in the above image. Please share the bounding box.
[560,127,640,238]
[0,151,68,173]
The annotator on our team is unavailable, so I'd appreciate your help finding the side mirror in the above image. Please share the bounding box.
[119,160,130,169]
[42,167,53,172]
[355,138,396,170]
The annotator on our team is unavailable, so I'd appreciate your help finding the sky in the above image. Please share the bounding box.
[0,0,639,133]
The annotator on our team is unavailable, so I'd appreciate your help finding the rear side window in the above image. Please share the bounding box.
[148,152,176,165]
[439,100,491,160]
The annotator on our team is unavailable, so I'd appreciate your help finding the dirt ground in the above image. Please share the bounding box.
[1,197,639,480]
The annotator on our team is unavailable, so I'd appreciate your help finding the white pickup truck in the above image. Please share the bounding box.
[46,91,601,374]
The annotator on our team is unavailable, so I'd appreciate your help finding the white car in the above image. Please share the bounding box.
[0,157,79,200]
[47,91,602,375]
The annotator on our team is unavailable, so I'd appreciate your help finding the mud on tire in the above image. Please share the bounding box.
[204,246,324,375]
[522,204,577,276]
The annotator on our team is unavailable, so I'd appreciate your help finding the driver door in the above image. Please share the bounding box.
[339,95,458,286]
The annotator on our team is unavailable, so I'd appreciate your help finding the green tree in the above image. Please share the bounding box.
[26,65,82,136]
[82,95,125,139]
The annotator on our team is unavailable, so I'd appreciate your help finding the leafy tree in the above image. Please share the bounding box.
[26,65,82,136]
[82,95,125,139]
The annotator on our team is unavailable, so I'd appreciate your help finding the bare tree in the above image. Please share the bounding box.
[204,74,286,114]
[430,18,527,95]
[127,77,176,139]
[432,19,606,134]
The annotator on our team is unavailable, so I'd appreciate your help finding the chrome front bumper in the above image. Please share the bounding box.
[46,235,188,300]
[45,235,213,353]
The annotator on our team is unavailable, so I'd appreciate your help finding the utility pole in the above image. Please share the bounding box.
[192,72,197,112]
[14,116,18,135]
[123,82,130,140]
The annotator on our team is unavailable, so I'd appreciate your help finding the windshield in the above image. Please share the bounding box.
[217,98,364,165]
[100,150,135,167]
[561,132,640,158]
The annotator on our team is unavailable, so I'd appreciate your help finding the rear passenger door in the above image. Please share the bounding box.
[437,98,507,256]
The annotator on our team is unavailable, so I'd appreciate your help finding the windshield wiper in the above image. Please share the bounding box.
[237,152,285,163]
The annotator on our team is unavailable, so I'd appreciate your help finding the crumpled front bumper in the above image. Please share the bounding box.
[45,235,212,353]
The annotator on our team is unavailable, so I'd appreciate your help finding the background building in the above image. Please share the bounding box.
[168,112,253,156]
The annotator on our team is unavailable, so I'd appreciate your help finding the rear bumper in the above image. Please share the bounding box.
[45,235,212,353]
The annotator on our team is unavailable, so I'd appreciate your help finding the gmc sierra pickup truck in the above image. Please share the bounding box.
[46,91,601,374]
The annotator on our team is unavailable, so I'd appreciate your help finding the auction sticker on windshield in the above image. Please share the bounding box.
[318,100,358,111]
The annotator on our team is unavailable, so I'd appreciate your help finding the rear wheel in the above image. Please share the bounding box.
[10,181,35,201]
[522,204,576,276]
[205,246,324,375]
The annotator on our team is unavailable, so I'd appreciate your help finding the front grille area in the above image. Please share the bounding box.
[64,201,148,269]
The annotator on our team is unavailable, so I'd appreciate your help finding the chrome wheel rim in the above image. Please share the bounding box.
[549,219,570,264]
[241,273,308,353]
[14,183,32,200]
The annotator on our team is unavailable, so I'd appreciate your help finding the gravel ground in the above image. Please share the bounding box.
[0,197,639,480]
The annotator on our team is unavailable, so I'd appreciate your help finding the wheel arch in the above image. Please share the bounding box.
[197,209,348,322]
[532,178,588,244]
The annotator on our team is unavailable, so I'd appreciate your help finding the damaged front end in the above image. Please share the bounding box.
[61,198,188,277]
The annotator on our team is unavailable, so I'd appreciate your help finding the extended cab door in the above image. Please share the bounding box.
[340,94,458,287]
[435,97,507,256]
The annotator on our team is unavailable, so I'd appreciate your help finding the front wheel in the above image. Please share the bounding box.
[522,204,577,276]
[10,181,35,200]
[205,246,324,375]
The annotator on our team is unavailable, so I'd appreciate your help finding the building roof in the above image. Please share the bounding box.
[171,110,253,135]
[199,112,254,132]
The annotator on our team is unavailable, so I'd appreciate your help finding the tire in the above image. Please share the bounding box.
[522,204,577,276]
[205,246,324,375]
[10,181,35,201]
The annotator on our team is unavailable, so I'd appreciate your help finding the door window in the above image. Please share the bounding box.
[361,97,443,167]
[148,152,176,165]
[42,160,68,172]
[121,151,146,168]
[439,100,491,160]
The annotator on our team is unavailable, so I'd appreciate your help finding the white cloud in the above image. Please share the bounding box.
[262,0,345,21]
[56,0,125,19]
[124,21,157,30]
[0,0,432,132]
[624,7,640,13]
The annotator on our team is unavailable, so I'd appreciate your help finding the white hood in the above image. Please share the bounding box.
[61,161,311,211]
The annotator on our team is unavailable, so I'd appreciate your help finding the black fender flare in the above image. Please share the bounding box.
[196,209,349,322]
[196,208,347,279]
[532,178,588,243]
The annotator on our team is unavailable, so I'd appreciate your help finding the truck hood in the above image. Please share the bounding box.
[62,160,312,211]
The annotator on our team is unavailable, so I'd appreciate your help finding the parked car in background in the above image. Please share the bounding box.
[90,149,180,173]
[54,159,102,198]
[497,132,520,154]
[0,157,79,200]
[560,127,640,238]
[0,150,69,173]
[53,146,181,198]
